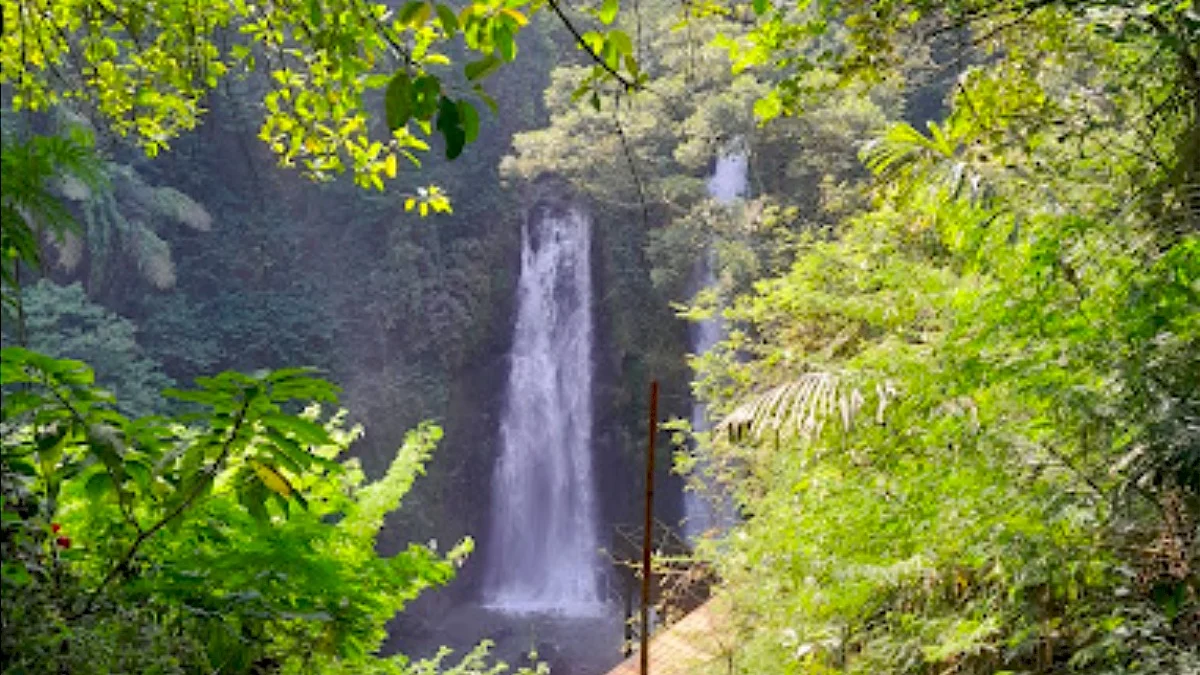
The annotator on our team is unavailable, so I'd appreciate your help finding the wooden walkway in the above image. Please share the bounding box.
[604,598,730,675]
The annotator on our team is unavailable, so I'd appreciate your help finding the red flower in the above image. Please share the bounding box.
[51,523,61,534]
[55,536,71,549]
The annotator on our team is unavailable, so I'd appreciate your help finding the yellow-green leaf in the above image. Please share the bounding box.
[599,0,618,25]
[253,461,293,497]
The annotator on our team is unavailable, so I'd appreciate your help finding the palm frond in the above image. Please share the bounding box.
[861,121,957,178]
[717,372,886,442]
[860,121,988,203]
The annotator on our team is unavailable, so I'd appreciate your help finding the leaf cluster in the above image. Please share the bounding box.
[0,346,491,673]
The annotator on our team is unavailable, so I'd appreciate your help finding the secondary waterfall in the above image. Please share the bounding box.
[483,203,603,615]
[706,152,749,204]
[682,151,747,542]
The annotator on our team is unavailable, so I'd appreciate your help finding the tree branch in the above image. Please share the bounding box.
[612,92,651,229]
[545,0,638,91]
[39,375,141,535]
[70,395,253,619]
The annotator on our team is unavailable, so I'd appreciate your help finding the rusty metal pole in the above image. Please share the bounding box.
[640,380,659,675]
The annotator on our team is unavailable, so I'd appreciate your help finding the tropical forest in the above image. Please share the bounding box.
[0,0,1197,673]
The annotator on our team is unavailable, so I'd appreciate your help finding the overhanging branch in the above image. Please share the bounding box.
[545,0,639,92]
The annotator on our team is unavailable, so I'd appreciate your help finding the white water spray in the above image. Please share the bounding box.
[483,204,604,615]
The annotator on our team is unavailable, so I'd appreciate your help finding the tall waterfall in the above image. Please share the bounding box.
[483,204,603,615]
[682,151,747,542]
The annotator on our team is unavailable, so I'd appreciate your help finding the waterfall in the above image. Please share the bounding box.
[682,151,747,542]
[483,203,603,615]
[706,152,749,203]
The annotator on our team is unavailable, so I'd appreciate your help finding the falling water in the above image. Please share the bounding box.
[682,151,747,543]
[706,152,749,203]
[483,203,603,615]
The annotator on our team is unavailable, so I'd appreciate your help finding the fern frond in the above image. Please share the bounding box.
[115,165,212,231]
[55,232,84,271]
[862,122,957,178]
[151,187,212,231]
[127,225,176,289]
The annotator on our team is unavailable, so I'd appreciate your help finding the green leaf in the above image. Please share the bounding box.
[599,0,619,24]
[2,391,48,418]
[365,73,393,90]
[5,459,37,477]
[473,85,499,113]
[85,470,113,501]
[608,30,633,57]
[754,93,783,121]
[602,38,619,69]
[263,366,324,385]
[624,53,640,79]
[262,428,312,473]
[495,24,516,61]
[436,4,458,33]
[35,427,68,455]
[162,387,226,406]
[752,0,769,14]
[436,96,467,159]
[411,75,442,119]
[2,562,32,587]
[260,414,331,446]
[581,30,605,53]
[238,472,270,524]
[267,377,339,403]
[386,72,413,131]
[458,100,480,143]
[399,0,431,26]
[125,459,152,490]
[464,55,502,81]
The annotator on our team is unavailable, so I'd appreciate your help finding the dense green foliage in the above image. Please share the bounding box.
[0,346,479,672]
[16,280,173,417]
[0,122,102,308]
[1,0,645,200]
[4,3,570,541]
[3,0,1198,673]
[668,3,1200,673]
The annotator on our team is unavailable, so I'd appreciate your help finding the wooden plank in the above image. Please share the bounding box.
[607,598,728,675]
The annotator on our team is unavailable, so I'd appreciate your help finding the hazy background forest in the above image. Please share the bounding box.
[2,0,1197,674]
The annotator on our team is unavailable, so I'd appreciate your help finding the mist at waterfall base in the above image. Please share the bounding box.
[682,152,746,543]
